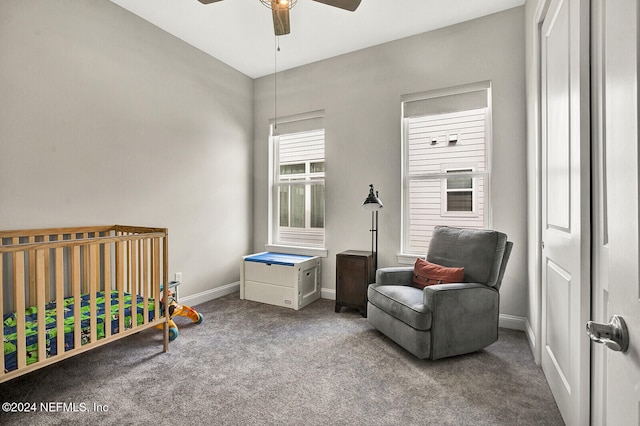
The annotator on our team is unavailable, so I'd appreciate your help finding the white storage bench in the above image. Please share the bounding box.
[240,252,322,310]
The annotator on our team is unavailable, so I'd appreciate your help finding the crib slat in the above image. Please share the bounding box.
[152,237,160,322]
[116,239,125,334]
[43,235,51,302]
[89,244,98,344]
[103,240,111,339]
[55,245,64,356]
[142,239,149,324]
[127,238,132,294]
[71,246,81,350]
[28,236,35,307]
[36,250,47,365]
[13,250,26,370]
[128,239,136,329]
[82,235,89,294]
[0,249,5,375]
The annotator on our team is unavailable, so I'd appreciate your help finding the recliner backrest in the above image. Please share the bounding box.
[426,226,512,290]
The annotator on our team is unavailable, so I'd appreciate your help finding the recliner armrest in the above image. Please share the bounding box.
[422,282,500,359]
[375,267,414,286]
[423,282,498,314]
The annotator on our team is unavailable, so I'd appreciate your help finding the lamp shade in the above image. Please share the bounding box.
[362,184,383,211]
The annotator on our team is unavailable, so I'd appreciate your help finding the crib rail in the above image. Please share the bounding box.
[0,225,169,383]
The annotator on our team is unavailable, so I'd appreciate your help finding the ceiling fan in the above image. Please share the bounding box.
[196,0,362,36]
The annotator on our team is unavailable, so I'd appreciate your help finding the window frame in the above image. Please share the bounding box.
[267,112,326,254]
[441,165,479,217]
[399,82,492,262]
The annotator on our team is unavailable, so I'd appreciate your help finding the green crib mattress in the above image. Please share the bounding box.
[3,291,156,373]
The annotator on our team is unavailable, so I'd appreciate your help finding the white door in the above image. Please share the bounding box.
[591,0,640,424]
[540,0,591,424]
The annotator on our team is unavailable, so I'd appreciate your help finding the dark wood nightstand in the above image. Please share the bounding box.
[335,250,375,317]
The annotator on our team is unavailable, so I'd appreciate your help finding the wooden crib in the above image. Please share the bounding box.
[0,225,169,383]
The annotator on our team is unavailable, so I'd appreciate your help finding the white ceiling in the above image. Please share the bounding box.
[109,0,525,79]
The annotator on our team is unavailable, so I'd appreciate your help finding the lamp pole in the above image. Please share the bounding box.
[371,209,379,270]
[362,184,383,270]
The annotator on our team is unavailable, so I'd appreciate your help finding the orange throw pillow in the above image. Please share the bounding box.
[412,258,464,289]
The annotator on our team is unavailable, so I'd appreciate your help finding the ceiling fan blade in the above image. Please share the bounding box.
[196,0,223,4]
[271,1,291,36]
[311,0,361,12]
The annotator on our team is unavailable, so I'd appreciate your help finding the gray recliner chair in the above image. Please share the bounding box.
[367,226,512,360]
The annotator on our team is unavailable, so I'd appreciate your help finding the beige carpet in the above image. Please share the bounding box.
[0,293,564,425]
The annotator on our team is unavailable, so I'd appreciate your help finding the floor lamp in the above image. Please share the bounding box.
[362,184,383,269]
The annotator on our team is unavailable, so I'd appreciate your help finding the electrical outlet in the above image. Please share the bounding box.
[175,272,182,283]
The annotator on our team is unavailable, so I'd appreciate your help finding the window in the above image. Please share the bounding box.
[444,168,474,213]
[278,155,325,230]
[401,82,491,256]
[270,114,325,248]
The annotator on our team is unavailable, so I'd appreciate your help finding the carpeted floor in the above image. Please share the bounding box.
[0,293,564,425]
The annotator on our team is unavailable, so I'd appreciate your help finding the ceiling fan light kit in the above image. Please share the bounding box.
[259,0,297,7]
[197,0,362,36]
[262,0,295,36]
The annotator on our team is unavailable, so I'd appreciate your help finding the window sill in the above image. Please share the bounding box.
[265,244,328,258]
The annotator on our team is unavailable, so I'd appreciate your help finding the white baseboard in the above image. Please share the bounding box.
[525,318,536,347]
[524,318,540,364]
[179,281,240,307]
[499,314,527,331]
[321,288,336,300]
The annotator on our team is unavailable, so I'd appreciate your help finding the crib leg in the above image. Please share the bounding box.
[156,320,173,347]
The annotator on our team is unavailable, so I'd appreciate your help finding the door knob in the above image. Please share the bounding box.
[586,315,629,352]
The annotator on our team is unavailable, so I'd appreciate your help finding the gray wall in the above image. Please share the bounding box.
[0,0,254,298]
[253,7,528,318]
